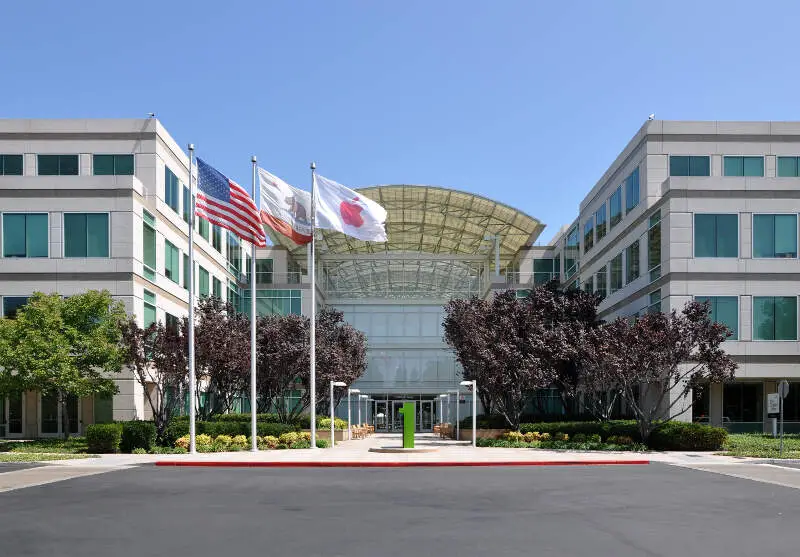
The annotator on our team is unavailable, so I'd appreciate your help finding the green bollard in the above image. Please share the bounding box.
[398,402,415,448]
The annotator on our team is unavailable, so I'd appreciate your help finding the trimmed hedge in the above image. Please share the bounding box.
[162,419,298,446]
[520,421,641,442]
[120,421,157,453]
[460,414,600,429]
[86,423,123,453]
[648,422,727,451]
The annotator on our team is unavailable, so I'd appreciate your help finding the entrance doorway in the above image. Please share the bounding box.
[373,398,437,433]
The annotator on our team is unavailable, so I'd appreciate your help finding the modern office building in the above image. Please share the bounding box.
[1,119,799,436]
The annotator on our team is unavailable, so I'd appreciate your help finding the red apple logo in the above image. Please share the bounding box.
[340,197,364,227]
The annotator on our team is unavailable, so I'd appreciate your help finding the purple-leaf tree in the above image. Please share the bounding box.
[581,301,737,441]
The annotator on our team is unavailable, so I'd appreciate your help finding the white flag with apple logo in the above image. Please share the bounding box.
[314,175,387,242]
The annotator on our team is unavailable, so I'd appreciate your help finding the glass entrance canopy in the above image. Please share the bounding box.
[267,185,545,299]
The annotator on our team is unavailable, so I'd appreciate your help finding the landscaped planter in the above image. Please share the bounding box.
[456,429,507,441]
[303,429,348,442]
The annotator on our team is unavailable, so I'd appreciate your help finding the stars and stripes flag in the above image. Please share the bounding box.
[196,158,266,247]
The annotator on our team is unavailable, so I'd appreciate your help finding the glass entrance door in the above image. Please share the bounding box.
[374,400,388,432]
[419,401,434,432]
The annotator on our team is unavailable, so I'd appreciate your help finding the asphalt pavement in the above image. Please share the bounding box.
[1,463,799,557]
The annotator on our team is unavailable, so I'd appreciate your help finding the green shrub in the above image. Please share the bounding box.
[257,423,298,437]
[132,447,147,455]
[607,435,634,446]
[231,435,249,449]
[519,420,641,442]
[162,419,298,445]
[502,431,525,442]
[317,417,348,430]
[315,439,330,449]
[119,421,157,453]
[258,435,279,450]
[86,423,123,453]
[648,422,727,451]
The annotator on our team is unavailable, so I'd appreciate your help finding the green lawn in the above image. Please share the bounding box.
[723,433,800,458]
[0,437,89,454]
[0,453,95,462]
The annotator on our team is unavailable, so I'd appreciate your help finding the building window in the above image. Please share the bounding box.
[2,296,30,318]
[625,167,640,213]
[228,280,241,310]
[609,186,622,228]
[752,214,797,258]
[583,216,594,252]
[695,296,738,340]
[533,259,557,284]
[595,266,607,299]
[2,213,48,258]
[648,211,661,282]
[93,154,134,176]
[143,290,156,329]
[777,156,800,177]
[582,276,594,294]
[143,211,156,281]
[40,393,79,435]
[182,185,191,223]
[212,224,223,252]
[227,235,242,275]
[164,240,180,283]
[64,213,109,257]
[213,277,222,299]
[753,296,797,341]
[648,290,661,314]
[183,253,190,290]
[198,218,209,241]
[564,227,579,280]
[244,289,302,316]
[165,313,180,332]
[694,214,738,258]
[669,156,710,177]
[0,154,23,176]
[256,259,274,284]
[610,253,623,293]
[595,205,607,242]
[199,267,210,297]
[723,383,763,424]
[38,154,79,176]
[165,167,181,213]
[625,240,640,284]
[723,156,764,177]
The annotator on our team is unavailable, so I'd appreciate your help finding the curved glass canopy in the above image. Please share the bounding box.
[268,185,545,299]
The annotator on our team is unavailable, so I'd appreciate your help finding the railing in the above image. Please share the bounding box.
[503,272,560,286]
[255,272,303,285]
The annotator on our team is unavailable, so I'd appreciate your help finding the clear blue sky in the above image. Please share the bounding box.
[3,0,799,240]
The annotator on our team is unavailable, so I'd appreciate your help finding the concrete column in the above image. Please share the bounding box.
[710,155,722,177]
[765,155,776,178]
[763,380,777,434]
[709,382,723,427]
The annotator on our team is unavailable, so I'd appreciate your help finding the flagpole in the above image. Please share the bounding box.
[249,156,259,451]
[309,161,317,449]
[187,143,197,454]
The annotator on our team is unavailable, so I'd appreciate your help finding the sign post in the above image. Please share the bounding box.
[778,380,790,457]
[767,393,780,438]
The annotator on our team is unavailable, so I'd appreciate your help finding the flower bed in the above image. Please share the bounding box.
[475,430,645,451]
[174,431,329,452]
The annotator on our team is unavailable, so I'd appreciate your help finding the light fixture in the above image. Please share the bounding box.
[459,380,472,386]
[332,381,346,387]
[329,381,348,447]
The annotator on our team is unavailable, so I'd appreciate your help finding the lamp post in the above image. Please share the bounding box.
[330,381,346,447]
[460,380,477,447]
[348,388,361,440]
[358,394,368,425]
[438,394,447,426]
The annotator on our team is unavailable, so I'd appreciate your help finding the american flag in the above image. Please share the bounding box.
[195,158,266,247]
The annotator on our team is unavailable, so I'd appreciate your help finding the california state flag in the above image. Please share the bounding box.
[315,175,388,242]
[258,167,313,245]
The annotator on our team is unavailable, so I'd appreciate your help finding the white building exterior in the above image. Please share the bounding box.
[2,118,799,436]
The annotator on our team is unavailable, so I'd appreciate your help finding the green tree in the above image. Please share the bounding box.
[0,291,127,438]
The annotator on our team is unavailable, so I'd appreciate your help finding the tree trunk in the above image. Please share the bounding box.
[60,391,71,440]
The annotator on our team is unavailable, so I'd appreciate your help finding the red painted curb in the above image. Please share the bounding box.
[154,460,649,468]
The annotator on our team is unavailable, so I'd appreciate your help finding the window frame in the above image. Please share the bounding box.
[37,154,80,176]
[752,296,798,342]
[624,167,640,214]
[751,213,798,259]
[594,204,607,242]
[609,186,622,228]
[164,166,181,214]
[693,213,739,258]
[93,154,135,176]
[164,240,180,284]
[0,154,24,176]
[694,295,739,340]
[1,212,50,258]
[609,252,623,294]
[777,156,800,178]
[583,216,594,252]
[722,155,765,178]
[62,212,110,258]
[669,155,711,177]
